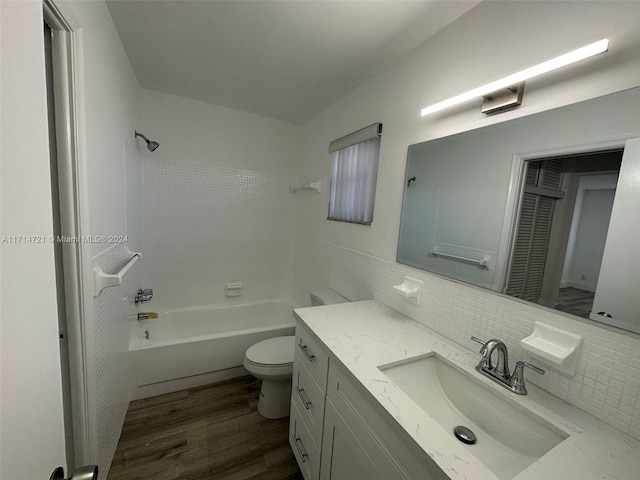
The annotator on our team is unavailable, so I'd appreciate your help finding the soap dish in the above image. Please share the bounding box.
[393,276,423,305]
[520,321,582,376]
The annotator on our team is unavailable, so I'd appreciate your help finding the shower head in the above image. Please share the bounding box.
[135,131,160,152]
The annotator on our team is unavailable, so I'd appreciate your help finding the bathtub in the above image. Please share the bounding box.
[130,301,296,397]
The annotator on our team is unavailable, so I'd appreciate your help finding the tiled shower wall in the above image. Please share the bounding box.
[321,241,640,441]
[141,158,296,310]
[92,243,140,479]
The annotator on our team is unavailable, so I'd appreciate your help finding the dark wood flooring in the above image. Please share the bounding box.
[555,287,595,318]
[108,376,303,480]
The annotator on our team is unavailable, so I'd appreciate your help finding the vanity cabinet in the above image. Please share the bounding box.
[289,325,330,479]
[291,322,445,480]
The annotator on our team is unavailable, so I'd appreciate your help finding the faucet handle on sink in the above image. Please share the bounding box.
[510,361,545,395]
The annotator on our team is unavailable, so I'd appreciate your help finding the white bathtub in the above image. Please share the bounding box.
[130,301,296,397]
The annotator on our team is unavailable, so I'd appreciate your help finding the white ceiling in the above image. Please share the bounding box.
[107,1,477,124]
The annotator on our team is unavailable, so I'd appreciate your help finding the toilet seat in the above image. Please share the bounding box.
[245,335,294,367]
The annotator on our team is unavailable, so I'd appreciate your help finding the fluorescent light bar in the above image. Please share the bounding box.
[420,39,609,116]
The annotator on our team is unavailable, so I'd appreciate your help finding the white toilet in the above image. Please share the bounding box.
[243,288,349,419]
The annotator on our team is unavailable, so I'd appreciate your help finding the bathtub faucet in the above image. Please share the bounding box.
[135,288,153,305]
[137,312,158,321]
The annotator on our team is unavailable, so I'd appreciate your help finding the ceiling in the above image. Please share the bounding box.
[107,1,477,124]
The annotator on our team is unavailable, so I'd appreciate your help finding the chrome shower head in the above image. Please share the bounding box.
[135,131,160,152]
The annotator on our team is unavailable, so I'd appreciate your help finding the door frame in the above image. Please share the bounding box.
[496,134,632,293]
[43,0,97,468]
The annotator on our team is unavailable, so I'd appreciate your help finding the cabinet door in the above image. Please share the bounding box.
[320,400,405,480]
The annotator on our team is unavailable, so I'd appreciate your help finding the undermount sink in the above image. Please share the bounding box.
[379,353,568,480]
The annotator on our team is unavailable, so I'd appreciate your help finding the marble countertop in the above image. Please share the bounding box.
[293,300,640,480]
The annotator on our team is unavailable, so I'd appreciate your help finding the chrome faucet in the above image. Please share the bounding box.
[471,336,544,395]
[473,337,510,379]
[135,288,153,305]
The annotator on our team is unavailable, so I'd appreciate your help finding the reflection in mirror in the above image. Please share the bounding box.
[397,87,640,334]
[505,151,622,319]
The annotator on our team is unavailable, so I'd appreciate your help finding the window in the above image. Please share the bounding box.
[328,123,382,225]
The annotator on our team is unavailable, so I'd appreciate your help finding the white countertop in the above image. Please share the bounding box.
[293,300,640,480]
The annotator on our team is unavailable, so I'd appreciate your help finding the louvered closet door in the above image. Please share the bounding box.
[506,159,565,302]
[506,194,555,301]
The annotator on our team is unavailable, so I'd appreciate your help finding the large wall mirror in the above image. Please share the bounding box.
[398,87,640,334]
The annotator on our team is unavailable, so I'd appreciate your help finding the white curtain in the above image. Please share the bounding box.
[328,137,380,224]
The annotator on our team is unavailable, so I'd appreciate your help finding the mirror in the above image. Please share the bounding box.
[398,87,640,334]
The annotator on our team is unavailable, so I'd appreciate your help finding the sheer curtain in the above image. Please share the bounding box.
[328,136,380,224]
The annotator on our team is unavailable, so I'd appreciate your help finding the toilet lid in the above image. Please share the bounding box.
[245,336,295,366]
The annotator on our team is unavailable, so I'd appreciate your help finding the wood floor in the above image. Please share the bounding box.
[108,376,303,480]
[555,287,595,318]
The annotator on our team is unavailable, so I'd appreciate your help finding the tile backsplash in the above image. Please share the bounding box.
[321,241,640,440]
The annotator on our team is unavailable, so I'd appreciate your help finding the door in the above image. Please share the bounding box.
[591,138,640,330]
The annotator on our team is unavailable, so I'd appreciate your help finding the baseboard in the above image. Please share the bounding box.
[130,366,249,401]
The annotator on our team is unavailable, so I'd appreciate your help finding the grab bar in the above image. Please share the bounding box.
[430,247,491,269]
[93,249,142,297]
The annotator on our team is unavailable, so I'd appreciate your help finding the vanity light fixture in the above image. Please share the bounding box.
[420,39,609,116]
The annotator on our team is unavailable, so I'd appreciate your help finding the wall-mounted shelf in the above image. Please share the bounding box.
[520,321,582,375]
[290,181,321,193]
[93,249,141,297]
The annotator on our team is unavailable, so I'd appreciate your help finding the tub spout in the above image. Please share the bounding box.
[137,312,158,321]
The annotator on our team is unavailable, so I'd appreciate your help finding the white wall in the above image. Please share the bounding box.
[293,1,640,439]
[0,1,67,478]
[138,89,300,310]
[566,187,616,291]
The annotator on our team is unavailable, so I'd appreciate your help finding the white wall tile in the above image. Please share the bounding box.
[140,158,296,309]
[320,240,640,441]
[91,244,140,477]
[139,90,300,310]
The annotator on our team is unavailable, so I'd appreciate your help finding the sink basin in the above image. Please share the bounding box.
[379,353,568,479]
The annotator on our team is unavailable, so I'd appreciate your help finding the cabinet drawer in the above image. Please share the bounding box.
[295,324,329,389]
[292,358,326,446]
[290,399,321,480]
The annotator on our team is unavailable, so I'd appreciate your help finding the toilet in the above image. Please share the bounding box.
[243,288,349,419]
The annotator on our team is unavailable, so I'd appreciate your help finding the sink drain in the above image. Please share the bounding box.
[454,426,477,445]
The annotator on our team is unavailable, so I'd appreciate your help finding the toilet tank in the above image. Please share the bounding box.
[310,288,349,306]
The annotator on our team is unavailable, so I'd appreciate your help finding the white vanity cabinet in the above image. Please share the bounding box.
[289,324,330,480]
[290,321,445,480]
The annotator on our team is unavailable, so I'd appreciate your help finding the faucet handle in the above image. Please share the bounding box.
[518,361,545,375]
[510,361,545,395]
[471,336,486,346]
